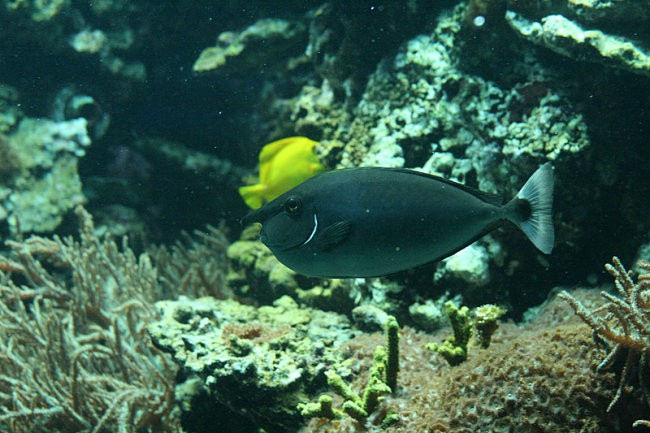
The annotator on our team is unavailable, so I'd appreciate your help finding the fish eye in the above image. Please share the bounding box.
[284,196,301,214]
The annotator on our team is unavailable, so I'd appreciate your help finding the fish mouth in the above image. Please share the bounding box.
[241,201,282,226]
[241,208,263,226]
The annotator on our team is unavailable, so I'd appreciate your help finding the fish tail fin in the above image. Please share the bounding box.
[238,184,266,209]
[505,162,554,254]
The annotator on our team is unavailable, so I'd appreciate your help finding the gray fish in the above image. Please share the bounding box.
[241,164,554,278]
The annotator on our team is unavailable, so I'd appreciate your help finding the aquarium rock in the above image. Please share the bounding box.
[351,304,390,332]
[408,294,458,332]
[148,295,360,433]
[226,238,303,303]
[69,28,108,53]
[193,18,307,74]
[506,3,650,77]
[435,243,491,287]
[1,116,91,233]
[302,4,591,177]
[0,85,21,133]
[4,0,70,22]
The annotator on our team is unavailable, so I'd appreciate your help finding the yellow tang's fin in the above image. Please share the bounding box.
[238,184,266,209]
[258,137,316,183]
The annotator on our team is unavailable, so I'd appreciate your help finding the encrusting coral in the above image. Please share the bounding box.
[560,257,650,428]
[147,294,361,433]
[0,206,179,432]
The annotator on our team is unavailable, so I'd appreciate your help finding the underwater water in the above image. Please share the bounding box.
[0,1,649,432]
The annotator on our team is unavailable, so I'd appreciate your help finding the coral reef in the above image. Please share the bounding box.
[226,224,308,304]
[0,85,94,236]
[0,2,649,433]
[427,301,507,365]
[1,0,146,81]
[150,224,232,300]
[4,0,70,22]
[434,243,493,287]
[147,294,361,433]
[286,4,591,174]
[560,257,650,428]
[1,112,91,233]
[193,18,307,75]
[408,294,460,332]
[261,3,594,308]
[0,207,179,432]
[300,291,626,433]
[506,0,650,77]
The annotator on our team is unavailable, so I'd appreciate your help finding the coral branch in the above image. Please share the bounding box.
[0,206,180,432]
[560,256,650,426]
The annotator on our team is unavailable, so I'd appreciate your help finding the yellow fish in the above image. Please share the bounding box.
[239,136,326,209]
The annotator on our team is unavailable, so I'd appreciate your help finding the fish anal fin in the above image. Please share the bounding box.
[315,220,352,250]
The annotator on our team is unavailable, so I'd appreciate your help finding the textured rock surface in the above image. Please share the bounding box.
[148,295,360,433]
[193,18,307,74]
[300,290,628,433]
[1,115,91,233]
[506,0,650,76]
[506,11,650,77]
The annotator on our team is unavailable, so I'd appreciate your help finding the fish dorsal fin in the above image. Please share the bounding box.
[391,168,503,206]
[259,137,291,160]
[258,137,315,183]
[458,185,502,206]
[315,220,352,251]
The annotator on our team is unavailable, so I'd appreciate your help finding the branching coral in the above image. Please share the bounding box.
[426,301,473,366]
[299,316,400,425]
[150,224,231,299]
[426,302,506,366]
[0,206,179,432]
[560,257,650,428]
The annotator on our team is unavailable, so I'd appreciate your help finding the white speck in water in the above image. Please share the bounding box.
[395,246,401,252]
[365,209,370,213]
[473,15,486,27]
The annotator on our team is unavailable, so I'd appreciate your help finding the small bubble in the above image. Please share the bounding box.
[473,15,486,27]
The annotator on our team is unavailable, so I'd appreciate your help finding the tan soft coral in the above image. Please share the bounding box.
[560,257,650,429]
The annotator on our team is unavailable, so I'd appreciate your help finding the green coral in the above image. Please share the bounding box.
[427,301,507,365]
[385,315,399,392]
[299,316,400,424]
[473,304,507,348]
[426,301,473,366]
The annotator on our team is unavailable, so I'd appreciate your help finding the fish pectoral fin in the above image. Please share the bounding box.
[315,220,352,251]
